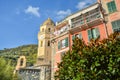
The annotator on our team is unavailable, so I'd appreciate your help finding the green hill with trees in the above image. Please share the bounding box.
[0,44,38,67]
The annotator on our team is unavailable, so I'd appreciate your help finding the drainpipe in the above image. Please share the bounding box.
[99,0,109,38]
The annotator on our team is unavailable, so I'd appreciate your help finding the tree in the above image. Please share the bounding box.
[55,32,120,80]
[0,57,14,80]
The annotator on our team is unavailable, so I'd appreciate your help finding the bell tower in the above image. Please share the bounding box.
[36,18,55,65]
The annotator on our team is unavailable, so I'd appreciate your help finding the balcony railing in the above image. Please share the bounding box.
[71,11,103,29]
[86,11,101,23]
[53,25,69,36]
[71,20,85,28]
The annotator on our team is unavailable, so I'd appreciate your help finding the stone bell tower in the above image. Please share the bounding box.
[36,18,55,65]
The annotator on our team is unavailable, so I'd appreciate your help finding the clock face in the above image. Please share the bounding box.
[40,35,44,39]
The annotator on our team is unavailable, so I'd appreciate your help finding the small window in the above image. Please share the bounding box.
[48,28,51,32]
[48,41,50,46]
[58,41,61,50]
[20,58,23,66]
[42,28,44,32]
[41,41,43,47]
[72,35,75,41]
[58,37,68,50]
[107,1,117,13]
[65,37,68,47]
[112,20,120,32]
[87,28,100,41]
[61,39,66,48]
[75,33,82,39]
[61,37,68,48]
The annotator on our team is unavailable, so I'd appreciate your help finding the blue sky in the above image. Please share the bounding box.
[0,0,96,50]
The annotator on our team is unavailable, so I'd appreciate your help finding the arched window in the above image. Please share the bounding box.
[20,58,23,66]
[48,28,51,32]
[42,28,44,32]
[48,41,50,46]
[41,41,43,47]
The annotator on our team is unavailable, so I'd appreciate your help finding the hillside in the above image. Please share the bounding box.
[0,44,38,66]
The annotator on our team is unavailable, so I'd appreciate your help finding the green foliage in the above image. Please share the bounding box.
[0,57,14,80]
[55,32,120,80]
[0,44,37,66]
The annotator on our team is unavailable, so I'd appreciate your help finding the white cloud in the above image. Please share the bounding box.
[25,6,40,17]
[56,9,71,20]
[76,0,96,10]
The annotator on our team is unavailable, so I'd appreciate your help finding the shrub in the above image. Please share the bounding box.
[55,32,120,80]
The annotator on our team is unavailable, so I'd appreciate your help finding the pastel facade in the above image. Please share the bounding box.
[16,18,55,80]
[51,0,120,79]
[36,18,55,65]
[99,0,120,35]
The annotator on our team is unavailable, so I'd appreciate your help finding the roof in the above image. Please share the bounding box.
[57,2,99,24]
[42,18,55,26]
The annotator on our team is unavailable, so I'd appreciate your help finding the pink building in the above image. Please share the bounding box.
[51,0,120,78]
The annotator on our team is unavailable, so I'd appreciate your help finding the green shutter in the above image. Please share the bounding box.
[107,1,117,13]
[65,37,68,47]
[95,28,100,39]
[107,2,112,13]
[112,21,116,29]
[87,29,92,41]
[112,1,117,12]
[92,29,96,38]
[58,41,61,50]
[72,35,75,40]
[112,20,120,32]
[118,20,120,28]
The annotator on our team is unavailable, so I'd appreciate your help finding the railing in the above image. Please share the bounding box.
[71,20,84,28]
[71,11,102,28]
[53,25,69,36]
[86,11,101,23]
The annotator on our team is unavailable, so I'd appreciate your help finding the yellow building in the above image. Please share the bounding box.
[36,18,55,65]
[16,18,55,80]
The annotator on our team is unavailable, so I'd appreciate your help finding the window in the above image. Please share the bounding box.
[61,39,66,48]
[20,58,23,66]
[72,33,82,41]
[87,28,100,41]
[65,37,68,47]
[58,41,61,50]
[41,41,43,47]
[61,37,68,48]
[107,1,117,13]
[72,35,75,40]
[48,28,51,32]
[112,20,120,32]
[75,33,82,39]
[42,28,44,32]
[58,37,69,50]
[48,41,50,46]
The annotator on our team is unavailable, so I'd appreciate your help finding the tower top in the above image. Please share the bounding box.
[42,18,55,26]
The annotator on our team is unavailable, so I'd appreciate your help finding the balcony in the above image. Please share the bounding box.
[86,11,103,27]
[69,7,104,33]
[53,25,69,38]
[70,18,87,33]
